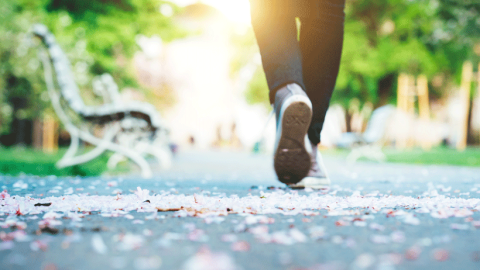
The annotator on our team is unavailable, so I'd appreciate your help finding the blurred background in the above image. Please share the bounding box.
[0,0,479,177]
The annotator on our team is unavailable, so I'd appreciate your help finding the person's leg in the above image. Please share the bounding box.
[249,0,305,103]
[287,0,346,189]
[251,1,314,184]
[299,0,346,145]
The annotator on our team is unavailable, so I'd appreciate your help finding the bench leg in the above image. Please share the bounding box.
[75,125,153,178]
[151,147,173,170]
[57,125,153,178]
[346,145,386,164]
[56,126,116,168]
[107,153,127,170]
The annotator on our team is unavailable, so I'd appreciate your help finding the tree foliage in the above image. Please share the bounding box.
[239,0,480,111]
[333,0,480,109]
[0,0,184,134]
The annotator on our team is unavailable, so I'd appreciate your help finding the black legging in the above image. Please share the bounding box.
[250,0,345,145]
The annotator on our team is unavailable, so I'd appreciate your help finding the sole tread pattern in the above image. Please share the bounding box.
[274,101,312,184]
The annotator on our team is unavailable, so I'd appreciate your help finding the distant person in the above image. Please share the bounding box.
[250,0,345,188]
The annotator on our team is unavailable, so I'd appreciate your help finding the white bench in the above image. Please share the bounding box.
[336,105,396,163]
[33,24,172,178]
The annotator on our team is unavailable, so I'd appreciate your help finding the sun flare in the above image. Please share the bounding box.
[171,0,252,25]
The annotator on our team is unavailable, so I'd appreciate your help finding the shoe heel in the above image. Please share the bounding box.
[274,101,312,184]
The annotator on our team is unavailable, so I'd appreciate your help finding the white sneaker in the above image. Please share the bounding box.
[273,83,313,184]
[289,141,331,189]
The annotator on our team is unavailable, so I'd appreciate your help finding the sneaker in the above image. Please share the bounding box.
[273,83,313,184]
[289,142,331,189]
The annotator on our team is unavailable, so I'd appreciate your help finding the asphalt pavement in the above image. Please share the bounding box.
[1,150,480,270]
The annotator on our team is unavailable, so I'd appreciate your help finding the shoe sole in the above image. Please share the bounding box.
[274,96,312,184]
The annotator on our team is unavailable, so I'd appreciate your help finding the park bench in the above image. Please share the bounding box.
[32,24,172,178]
[336,105,397,163]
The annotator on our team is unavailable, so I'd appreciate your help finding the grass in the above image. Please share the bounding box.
[322,146,480,167]
[382,147,480,167]
[0,147,128,177]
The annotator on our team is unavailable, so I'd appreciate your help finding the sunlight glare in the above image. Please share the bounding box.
[171,0,251,25]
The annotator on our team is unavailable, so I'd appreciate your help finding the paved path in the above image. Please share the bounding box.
[1,150,480,270]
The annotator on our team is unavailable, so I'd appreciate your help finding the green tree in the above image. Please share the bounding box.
[0,0,185,136]
[43,0,186,86]
[333,0,480,109]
